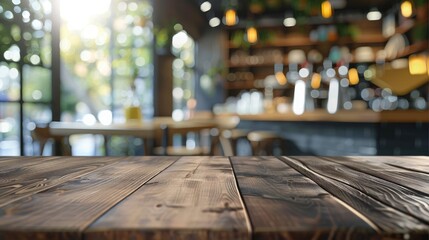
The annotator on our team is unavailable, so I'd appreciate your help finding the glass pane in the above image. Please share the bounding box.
[0,61,20,101]
[172,31,195,120]
[23,65,52,102]
[60,0,112,121]
[0,103,20,156]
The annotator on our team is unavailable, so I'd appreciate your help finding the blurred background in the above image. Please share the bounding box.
[0,0,427,156]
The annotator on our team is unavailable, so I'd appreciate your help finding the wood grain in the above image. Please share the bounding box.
[290,156,429,224]
[280,156,429,237]
[86,156,250,240]
[0,156,178,240]
[230,156,375,240]
[354,156,429,175]
[0,157,120,207]
[324,156,429,195]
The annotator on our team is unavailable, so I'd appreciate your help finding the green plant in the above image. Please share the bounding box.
[414,0,427,7]
[153,21,179,54]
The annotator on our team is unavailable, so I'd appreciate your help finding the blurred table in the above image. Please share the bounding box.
[0,156,428,239]
[48,118,217,155]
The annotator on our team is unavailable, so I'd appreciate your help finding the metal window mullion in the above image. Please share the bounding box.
[17,6,26,156]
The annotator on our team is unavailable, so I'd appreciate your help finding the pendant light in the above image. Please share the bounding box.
[225,8,237,26]
[246,26,258,44]
[400,0,413,18]
[321,1,333,18]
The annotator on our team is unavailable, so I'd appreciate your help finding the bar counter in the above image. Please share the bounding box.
[0,156,428,240]
[216,110,429,155]
[219,109,429,123]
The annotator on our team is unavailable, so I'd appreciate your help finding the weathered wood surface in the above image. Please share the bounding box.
[281,156,429,239]
[0,157,120,207]
[324,156,429,195]
[0,156,178,240]
[86,156,250,240]
[288,156,429,223]
[0,156,428,240]
[230,156,375,240]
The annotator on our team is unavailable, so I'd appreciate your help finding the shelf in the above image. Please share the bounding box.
[228,40,428,68]
[224,81,258,90]
[229,35,387,49]
[228,61,280,68]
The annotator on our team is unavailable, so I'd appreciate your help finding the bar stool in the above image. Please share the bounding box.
[153,121,217,156]
[214,116,250,156]
[247,131,285,156]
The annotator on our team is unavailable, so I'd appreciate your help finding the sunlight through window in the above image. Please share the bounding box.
[60,0,111,29]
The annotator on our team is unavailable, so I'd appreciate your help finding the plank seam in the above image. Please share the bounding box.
[294,156,429,224]
[80,156,181,240]
[384,163,429,176]
[277,156,382,233]
[228,157,254,240]
[322,156,429,196]
[282,156,429,232]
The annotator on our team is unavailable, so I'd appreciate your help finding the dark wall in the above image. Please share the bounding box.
[195,29,228,111]
[153,0,205,40]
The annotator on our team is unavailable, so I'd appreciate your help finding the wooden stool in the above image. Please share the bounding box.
[247,131,285,156]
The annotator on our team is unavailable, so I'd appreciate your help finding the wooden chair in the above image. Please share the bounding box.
[214,116,249,156]
[153,121,217,156]
[31,124,72,156]
[247,131,285,156]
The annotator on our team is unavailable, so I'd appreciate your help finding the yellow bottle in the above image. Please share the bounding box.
[124,84,142,122]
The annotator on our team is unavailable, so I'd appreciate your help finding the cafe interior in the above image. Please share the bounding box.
[0,0,428,157]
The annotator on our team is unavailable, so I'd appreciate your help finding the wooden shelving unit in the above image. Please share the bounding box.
[224,16,428,99]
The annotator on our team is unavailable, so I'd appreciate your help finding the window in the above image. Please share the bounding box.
[60,0,154,123]
[0,0,52,155]
[0,0,154,155]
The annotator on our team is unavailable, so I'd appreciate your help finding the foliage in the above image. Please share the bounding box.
[60,0,154,116]
[230,29,274,48]
[154,21,178,54]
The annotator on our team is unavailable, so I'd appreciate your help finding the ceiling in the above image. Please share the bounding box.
[193,0,399,28]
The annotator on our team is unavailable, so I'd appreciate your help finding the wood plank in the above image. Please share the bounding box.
[290,156,429,224]
[280,156,429,238]
[0,157,120,207]
[354,156,429,175]
[324,156,429,195]
[86,156,250,240]
[0,156,178,240]
[0,156,61,170]
[230,156,376,240]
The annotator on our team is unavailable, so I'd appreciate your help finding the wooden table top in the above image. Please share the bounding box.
[48,118,220,138]
[0,156,428,240]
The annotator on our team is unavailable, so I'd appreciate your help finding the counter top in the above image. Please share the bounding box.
[219,109,429,123]
[0,156,428,239]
